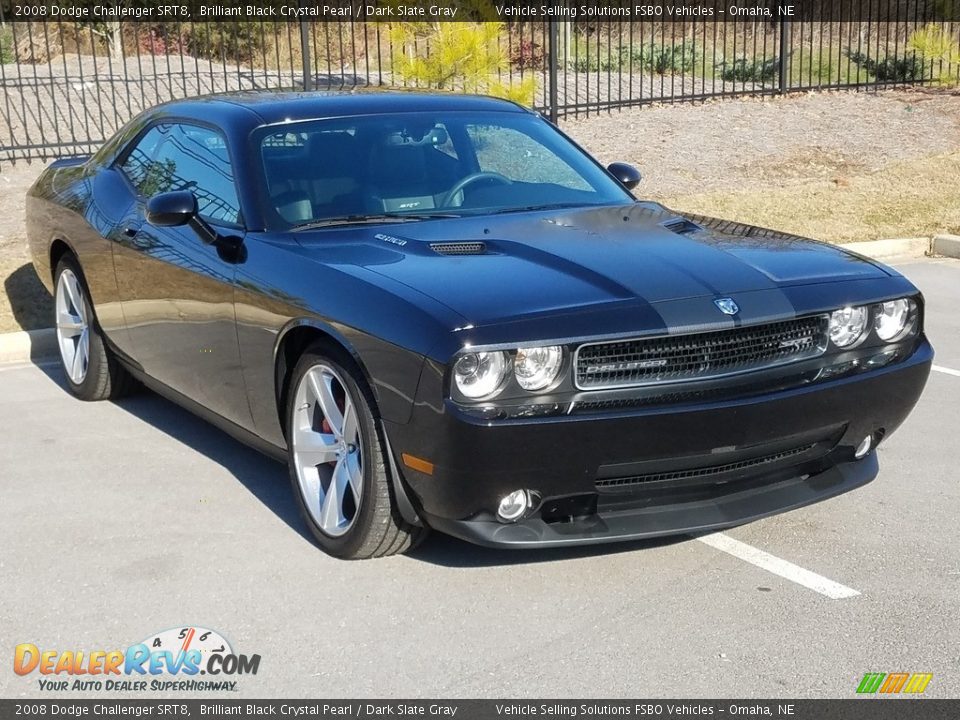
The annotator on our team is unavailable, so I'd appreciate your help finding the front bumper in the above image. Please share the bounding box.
[386,338,932,548]
[424,452,877,548]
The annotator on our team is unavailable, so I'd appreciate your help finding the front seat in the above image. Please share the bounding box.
[273,190,313,224]
[304,132,364,216]
[365,142,438,213]
[364,126,465,213]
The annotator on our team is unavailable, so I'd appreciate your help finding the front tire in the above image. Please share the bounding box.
[286,344,426,559]
[53,255,134,401]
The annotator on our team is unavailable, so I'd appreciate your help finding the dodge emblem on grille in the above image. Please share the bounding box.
[713,297,739,315]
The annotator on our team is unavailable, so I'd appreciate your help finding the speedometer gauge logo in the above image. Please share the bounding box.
[140,626,234,667]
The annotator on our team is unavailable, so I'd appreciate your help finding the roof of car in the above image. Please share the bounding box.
[151,90,530,126]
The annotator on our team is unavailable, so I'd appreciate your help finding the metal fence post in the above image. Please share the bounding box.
[547,20,559,123]
[778,19,791,93]
[299,17,312,91]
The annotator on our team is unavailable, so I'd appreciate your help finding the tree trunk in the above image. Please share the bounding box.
[107,21,122,62]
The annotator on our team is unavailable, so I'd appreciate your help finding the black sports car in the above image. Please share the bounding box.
[27,92,932,559]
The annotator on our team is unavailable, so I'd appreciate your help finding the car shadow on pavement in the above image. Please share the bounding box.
[33,362,692,567]
[113,394,313,537]
[4,262,54,332]
[34,362,312,544]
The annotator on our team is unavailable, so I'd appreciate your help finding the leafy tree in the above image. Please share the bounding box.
[388,1,536,106]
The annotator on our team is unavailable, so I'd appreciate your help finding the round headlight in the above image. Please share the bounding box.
[874,298,915,341]
[453,351,508,400]
[514,345,564,391]
[828,306,869,348]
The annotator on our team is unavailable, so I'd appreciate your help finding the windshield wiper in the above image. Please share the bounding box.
[291,212,459,231]
[489,202,603,215]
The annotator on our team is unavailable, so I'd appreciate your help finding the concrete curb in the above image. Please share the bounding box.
[0,328,57,365]
[0,236,942,366]
[838,237,931,261]
[932,234,960,259]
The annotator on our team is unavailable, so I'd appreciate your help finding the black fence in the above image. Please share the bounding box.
[1,12,958,163]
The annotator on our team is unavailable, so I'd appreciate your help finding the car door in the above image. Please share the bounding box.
[111,122,253,428]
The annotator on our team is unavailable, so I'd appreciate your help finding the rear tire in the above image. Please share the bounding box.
[286,343,427,559]
[53,255,135,401]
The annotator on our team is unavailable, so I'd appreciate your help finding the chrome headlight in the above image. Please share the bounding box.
[874,298,916,342]
[828,306,869,348]
[453,351,508,400]
[514,345,564,391]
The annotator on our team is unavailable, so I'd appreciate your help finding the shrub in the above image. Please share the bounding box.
[390,20,536,106]
[570,50,620,73]
[719,57,779,83]
[845,49,925,82]
[510,38,543,70]
[0,26,13,64]
[185,22,265,63]
[571,41,698,75]
[909,24,960,87]
[639,42,699,75]
[139,26,184,56]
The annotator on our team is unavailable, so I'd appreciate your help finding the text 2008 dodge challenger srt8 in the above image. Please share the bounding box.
[27,92,932,559]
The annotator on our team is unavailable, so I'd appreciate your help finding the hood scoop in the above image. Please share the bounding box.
[661,217,703,236]
[429,241,487,256]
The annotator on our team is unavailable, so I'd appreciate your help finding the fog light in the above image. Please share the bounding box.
[497,489,530,523]
[854,435,873,459]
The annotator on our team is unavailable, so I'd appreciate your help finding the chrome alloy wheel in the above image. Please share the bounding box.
[291,363,364,537]
[55,268,90,385]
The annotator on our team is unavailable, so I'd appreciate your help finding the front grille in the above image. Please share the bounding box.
[430,241,486,256]
[595,443,818,491]
[575,315,829,390]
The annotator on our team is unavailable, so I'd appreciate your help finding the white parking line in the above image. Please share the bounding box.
[696,532,861,600]
[932,364,960,378]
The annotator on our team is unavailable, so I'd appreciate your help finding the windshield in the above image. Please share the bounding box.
[256,111,632,228]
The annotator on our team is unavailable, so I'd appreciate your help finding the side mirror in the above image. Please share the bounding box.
[607,162,642,190]
[145,190,197,227]
[145,190,218,245]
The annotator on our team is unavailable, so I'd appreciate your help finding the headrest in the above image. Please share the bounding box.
[307,131,357,166]
[378,125,448,148]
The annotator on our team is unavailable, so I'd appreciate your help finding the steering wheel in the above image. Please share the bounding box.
[442,172,513,208]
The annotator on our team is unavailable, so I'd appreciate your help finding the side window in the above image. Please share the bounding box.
[119,125,167,196]
[465,124,591,191]
[120,123,242,225]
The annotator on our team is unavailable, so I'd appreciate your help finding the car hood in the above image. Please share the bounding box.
[299,202,890,327]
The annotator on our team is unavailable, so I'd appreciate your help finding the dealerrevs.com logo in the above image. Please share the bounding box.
[14,626,260,692]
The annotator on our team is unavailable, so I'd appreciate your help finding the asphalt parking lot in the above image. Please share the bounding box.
[1,258,958,700]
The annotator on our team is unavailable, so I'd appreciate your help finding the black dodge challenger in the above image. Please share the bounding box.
[27,92,932,559]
